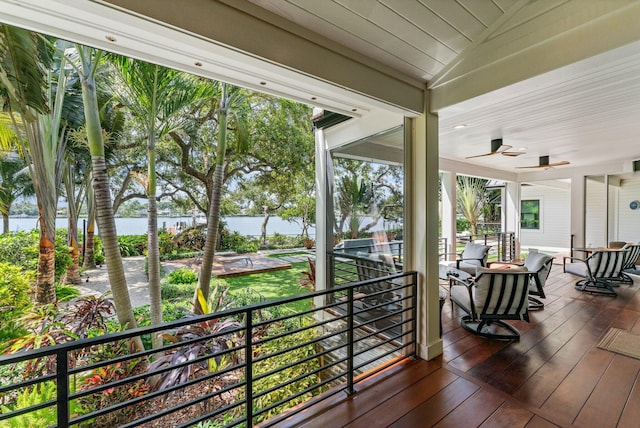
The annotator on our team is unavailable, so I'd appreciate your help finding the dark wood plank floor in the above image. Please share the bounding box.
[273,264,640,427]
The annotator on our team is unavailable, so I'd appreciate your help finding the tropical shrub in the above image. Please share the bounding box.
[0,230,71,281]
[168,267,198,285]
[252,326,324,423]
[118,234,147,257]
[158,230,178,255]
[172,226,206,251]
[0,263,34,341]
[77,341,150,427]
[0,381,58,427]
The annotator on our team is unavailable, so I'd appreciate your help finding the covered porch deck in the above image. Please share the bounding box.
[274,265,640,427]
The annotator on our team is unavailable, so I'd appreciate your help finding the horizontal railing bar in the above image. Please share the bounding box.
[354,318,414,344]
[354,341,412,373]
[252,340,350,383]
[0,372,56,395]
[120,386,247,428]
[259,384,349,428]
[253,371,346,420]
[0,272,415,366]
[0,398,55,422]
[253,358,340,401]
[353,307,412,329]
[252,317,342,347]
[252,300,346,329]
[70,357,247,425]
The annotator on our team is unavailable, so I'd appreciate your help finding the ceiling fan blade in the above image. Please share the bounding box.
[501,151,524,157]
[466,139,514,159]
[466,151,498,159]
[548,161,570,167]
[516,157,570,168]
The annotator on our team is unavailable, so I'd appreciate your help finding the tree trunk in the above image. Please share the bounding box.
[2,213,8,234]
[147,131,163,349]
[79,48,139,340]
[83,217,96,269]
[196,164,223,313]
[195,85,230,313]
[260,210,270,245]
[36,228,56,304]
[65,172,82,285]
[83,187,96,269]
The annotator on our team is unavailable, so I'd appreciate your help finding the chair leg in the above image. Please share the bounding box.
[574,279,617,296]
[460,315,521,341]
[528,296,544,310]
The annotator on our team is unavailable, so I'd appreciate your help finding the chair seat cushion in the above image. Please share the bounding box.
[450,285,472,314]
[565,262,588,277]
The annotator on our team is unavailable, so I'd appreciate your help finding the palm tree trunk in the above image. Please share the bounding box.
[196,86,229,313]
[2,213,8,234]
[83,184,96,269]
[79,48,138,336]
[36,220,56,304]
[147,132,163,348]
[64,167,81,284]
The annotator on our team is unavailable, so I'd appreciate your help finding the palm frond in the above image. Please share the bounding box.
[0,24,52,119]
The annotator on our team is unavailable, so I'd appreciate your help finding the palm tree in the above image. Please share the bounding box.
[110,56,210,344]
[0,152,34,233]
[0,26,74,304]
[76,45,139,334]
[196,82,249,312]
[336,174,374,238]
[456,175,488,236]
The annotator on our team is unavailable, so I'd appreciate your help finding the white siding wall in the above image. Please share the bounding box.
[520,184,571,249]
[616,176,640,243]
[585,177,607,247]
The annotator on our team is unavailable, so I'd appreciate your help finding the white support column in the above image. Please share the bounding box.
[406,91,442,360]
[571,174,586,249]
[440,171,457,259]
[314,127,328,294]
[504,181,521,258]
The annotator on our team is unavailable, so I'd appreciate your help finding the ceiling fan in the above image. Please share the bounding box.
[465,138,524,159]
[516,155,570,169]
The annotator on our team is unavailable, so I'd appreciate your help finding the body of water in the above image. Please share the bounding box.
[8,216,316,238]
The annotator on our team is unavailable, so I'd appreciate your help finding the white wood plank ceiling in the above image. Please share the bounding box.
[249,0,518,81]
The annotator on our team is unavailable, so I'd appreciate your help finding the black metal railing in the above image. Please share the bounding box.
[468,232,516,262]
[0,269,417,427]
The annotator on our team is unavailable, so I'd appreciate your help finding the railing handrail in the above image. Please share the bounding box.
[0,270,410,366]
[1,266,418,428]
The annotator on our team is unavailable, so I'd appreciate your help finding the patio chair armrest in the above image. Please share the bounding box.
[449,274,474,288]
[456,257,486,268]
[563,256,586,272]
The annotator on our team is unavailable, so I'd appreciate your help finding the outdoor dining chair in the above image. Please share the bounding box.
[445,241,491,276]
[563,249,626,296]
[449,267,531,340]
[618,243,640,284]
[523,252,555,309]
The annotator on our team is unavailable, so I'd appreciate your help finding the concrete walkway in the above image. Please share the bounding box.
[74,256,151,308]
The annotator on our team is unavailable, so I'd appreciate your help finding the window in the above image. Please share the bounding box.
[521,199,540,229]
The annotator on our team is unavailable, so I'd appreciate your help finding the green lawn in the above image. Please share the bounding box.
[224,261,313,313]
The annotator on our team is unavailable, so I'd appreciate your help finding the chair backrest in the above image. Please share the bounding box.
[473,268,530,321]
[461,242,491,267]
[524,252,554,289]
[587,250,626,279]
[354,255,395,303]
[621,244,640,270]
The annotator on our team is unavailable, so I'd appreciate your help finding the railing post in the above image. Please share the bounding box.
[411,272,418,357]
[346,286,354,395]
[245,308,253,426]
[57,350,69,428]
